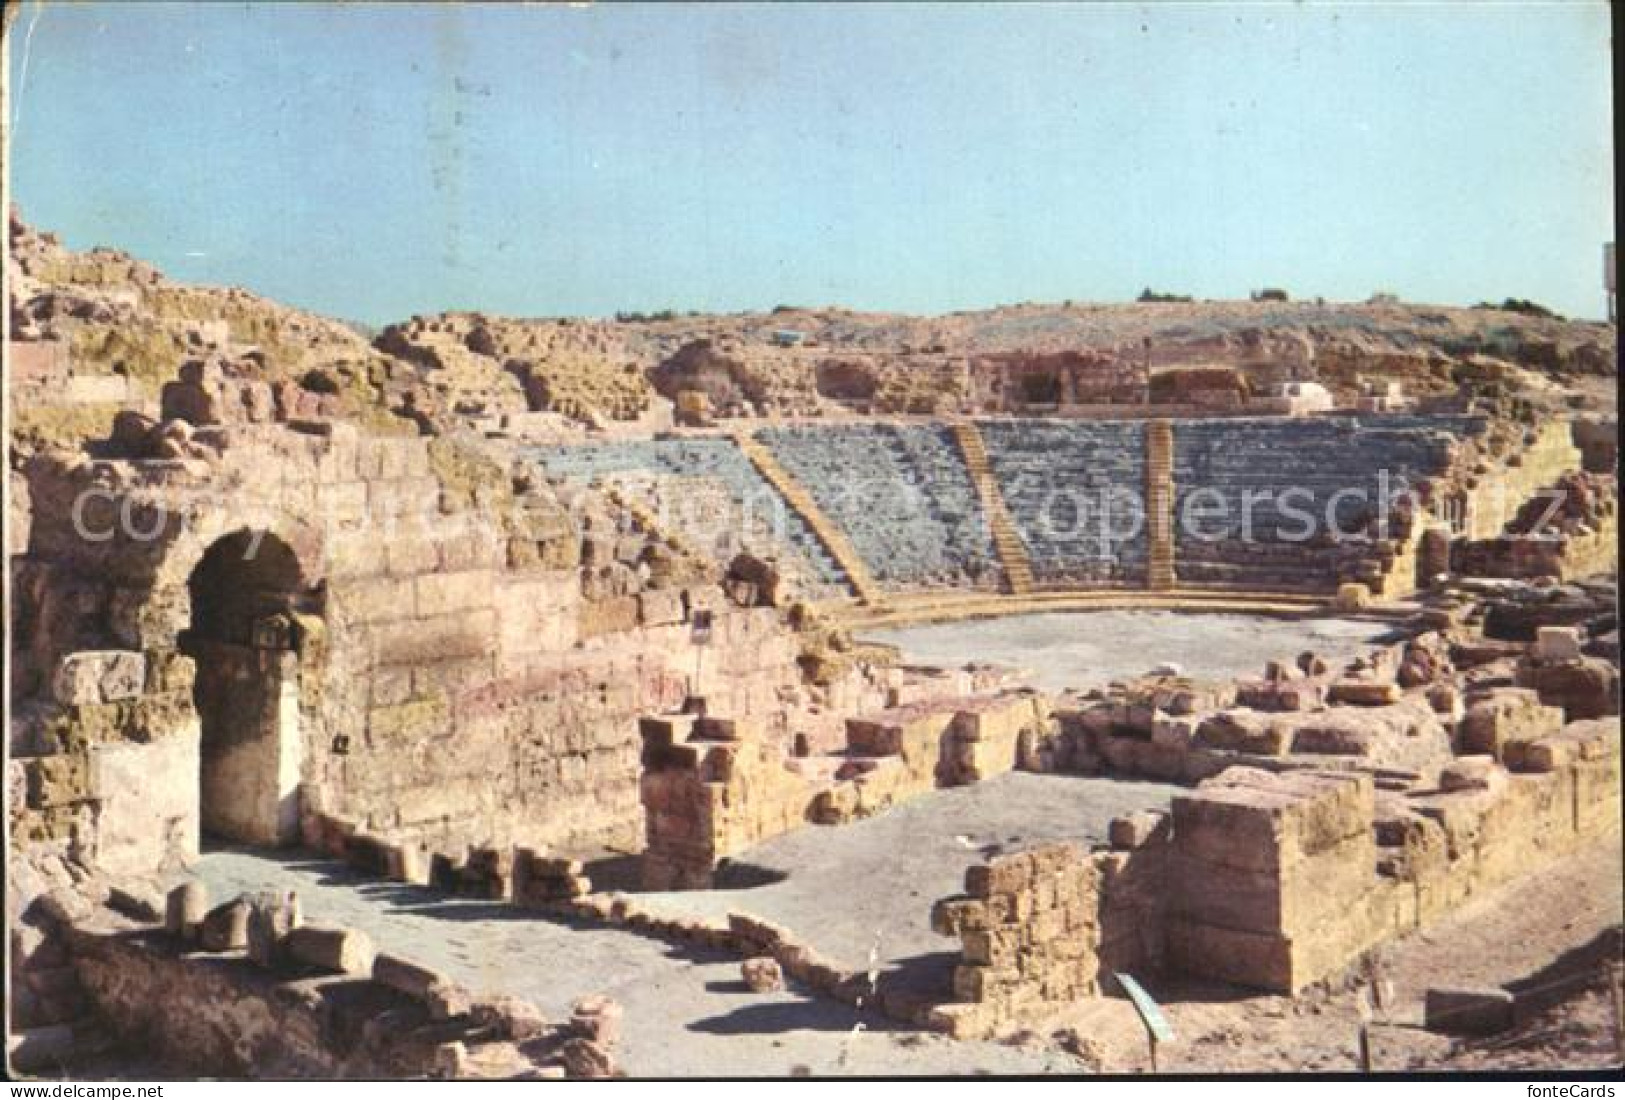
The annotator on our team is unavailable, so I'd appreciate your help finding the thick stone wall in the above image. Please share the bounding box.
[1165,769,1379,993]
[928,843,1103,1037]
[10,418,833,887]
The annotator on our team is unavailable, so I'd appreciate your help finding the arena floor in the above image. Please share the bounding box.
[862,610,1403,694]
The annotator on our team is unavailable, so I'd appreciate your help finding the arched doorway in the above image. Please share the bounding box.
[183,529,311,846]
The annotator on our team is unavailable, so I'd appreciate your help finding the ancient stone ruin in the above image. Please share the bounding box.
[6,210,1620,1077]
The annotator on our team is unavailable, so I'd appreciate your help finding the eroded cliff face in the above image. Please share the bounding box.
[6,213,1615,927]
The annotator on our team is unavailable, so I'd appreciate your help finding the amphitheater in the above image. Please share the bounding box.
[6,211,1621,1076]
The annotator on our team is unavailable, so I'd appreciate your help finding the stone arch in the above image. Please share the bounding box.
[814,360,879,404]
[119,503,324,649]
[149,506,324,603]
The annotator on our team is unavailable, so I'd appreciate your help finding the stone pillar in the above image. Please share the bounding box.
[1145,421,1175,590]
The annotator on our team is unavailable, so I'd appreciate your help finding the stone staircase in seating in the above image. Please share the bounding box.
[733,430,884,606]
[1145,420,1175,590]
[951,421,1035,596]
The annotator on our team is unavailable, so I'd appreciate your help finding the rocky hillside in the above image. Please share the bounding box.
[7,212,412,453]
[404,294,1615,424]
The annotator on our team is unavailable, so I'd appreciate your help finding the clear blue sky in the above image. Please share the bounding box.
[7,1,1616,324]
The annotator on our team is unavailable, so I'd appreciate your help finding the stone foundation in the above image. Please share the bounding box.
[926,717,1620,1037]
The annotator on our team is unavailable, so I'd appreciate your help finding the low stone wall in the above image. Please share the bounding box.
[1454,512,1619,581]
[1043,626,1517,787]
[1451,421,1585,540]
[9,645,200,878]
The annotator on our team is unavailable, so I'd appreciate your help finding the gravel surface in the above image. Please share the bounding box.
[635,772,1180,978]
[192,846,1090,1077]
[864,610,1401,694]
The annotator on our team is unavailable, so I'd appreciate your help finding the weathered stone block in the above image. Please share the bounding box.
[1518,658,1620,721]
[1327,679,1402,707]
[164,882,209,940]
[246,892,301,968]
[1173,769,1373,872]
[569,994,623,1047]
[471,995,550,1042]
[1108,810,1168,850]
[1439,756,1506,794]
[1533,626,1584,664]
[1459,688,1564,759]
[373,952,451,1000]
[741,956,784,993]
[638,589,686,627]
[199,898,251,952]
[415,570,496,617]
[1193,710,1289,755]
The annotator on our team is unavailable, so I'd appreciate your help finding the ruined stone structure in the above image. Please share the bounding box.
[929,718,1620,1038]
[9,416,891,882]
[968,349,1149,410]
[638,689,1044,889]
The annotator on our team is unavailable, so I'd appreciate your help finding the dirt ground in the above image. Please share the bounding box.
[1430,983,1622,1072]
[862,611,1401,694]
[191,848,1089,1077]
[190,789,1621,1076]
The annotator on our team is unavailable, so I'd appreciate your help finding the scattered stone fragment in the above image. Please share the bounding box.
[164,882,209,941]
[199,897,251,952]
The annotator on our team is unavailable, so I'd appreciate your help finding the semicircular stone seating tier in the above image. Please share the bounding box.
[529,438,850,599]
[1169,415,1485,591]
